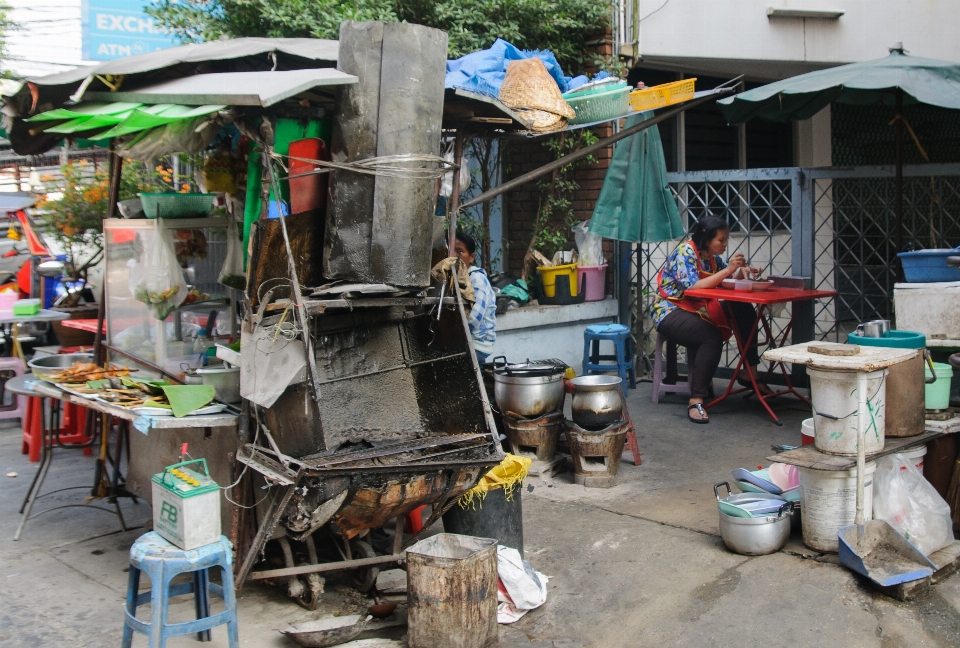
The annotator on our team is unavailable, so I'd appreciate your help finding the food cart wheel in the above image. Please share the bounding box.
[348,540,379,593]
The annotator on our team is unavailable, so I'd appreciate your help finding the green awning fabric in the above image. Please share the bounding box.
[718,51,960,124]
[588,113,683,243]
[25,101,225,138]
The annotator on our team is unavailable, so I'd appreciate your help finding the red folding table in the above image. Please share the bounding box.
[683,286,838,425]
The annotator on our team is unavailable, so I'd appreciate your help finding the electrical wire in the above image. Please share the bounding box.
[269,152,455,181]
[639,0,673,22]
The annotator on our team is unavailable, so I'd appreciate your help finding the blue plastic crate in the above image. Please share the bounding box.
[897,248,960,282]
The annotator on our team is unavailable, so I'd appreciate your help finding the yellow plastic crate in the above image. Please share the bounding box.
[629,78,697,111]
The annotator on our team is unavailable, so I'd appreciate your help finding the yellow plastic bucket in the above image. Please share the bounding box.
[537,263,579,298]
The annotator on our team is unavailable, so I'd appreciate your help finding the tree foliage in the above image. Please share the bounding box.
[0,2,18,78]
[147,0,610,72]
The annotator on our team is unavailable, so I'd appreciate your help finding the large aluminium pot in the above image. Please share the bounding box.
[715,483,794,555]
[569,375,623,429]
[492,359,565,418]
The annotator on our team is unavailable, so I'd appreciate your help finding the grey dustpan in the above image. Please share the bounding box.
[837,369,937,587]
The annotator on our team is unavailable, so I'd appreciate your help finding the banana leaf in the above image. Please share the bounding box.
[160,385,215,417]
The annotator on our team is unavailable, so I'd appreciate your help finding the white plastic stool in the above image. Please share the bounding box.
[0,356,27,423]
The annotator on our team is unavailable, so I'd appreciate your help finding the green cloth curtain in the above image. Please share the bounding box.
[588,113,683,243]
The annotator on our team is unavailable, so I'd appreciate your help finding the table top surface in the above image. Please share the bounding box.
[28,379,238,430]
[767,428,947,470]
[763,341,919,370]
[0,309,71,324]
[5,373,41,397]
[684,287,838,305]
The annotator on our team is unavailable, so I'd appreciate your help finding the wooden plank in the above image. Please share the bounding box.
[766,429,946,469]
[248,553,406,580]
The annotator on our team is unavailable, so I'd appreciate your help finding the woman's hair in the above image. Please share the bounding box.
[689,215,729,250]
[455,231,477,255]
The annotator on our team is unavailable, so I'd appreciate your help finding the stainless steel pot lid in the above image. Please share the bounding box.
[491,356,565,377]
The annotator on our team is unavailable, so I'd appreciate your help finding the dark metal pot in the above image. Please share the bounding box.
[492,358,565,418]
[569,375,623,429]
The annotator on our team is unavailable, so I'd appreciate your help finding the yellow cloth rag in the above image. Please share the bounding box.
[457,453,532,509]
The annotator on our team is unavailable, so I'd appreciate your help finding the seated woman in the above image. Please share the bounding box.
[651,215,766,424]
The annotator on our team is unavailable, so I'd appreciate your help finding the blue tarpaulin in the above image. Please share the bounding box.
[446,39,589,98]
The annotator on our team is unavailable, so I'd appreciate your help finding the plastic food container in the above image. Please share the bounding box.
[12,298,40,316]
[197,365,241,403]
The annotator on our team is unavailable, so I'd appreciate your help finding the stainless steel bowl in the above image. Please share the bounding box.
[27,353,93,379]
[493,371,565,418]
[718,504,793,556]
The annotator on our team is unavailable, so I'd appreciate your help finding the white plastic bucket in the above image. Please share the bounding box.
[801,417,815,446]
[898,445,927,473]
[808,367,887,456]
[798,462,876,552]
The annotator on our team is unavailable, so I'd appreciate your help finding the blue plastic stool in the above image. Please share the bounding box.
[122,532,239,648]
[582,323,636,390]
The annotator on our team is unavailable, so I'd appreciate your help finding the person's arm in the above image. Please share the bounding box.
[687,252,746,290]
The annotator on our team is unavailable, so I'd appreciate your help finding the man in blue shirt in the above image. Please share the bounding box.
[453,232,497,364]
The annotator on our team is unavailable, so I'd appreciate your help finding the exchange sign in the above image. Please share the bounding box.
[81,0,179,61]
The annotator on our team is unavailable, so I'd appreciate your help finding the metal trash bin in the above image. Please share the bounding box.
[407,533,498,648]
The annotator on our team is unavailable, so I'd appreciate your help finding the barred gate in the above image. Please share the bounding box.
[627,163,960,375]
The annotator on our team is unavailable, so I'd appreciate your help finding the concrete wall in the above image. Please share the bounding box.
[491,298,620,371]
[636,0,960,80]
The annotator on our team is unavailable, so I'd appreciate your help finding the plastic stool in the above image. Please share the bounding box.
[122,532,239,648]
[582,323,636,390]
[652,332,691,404]
[21,395,45,463]
[0,356,26,422]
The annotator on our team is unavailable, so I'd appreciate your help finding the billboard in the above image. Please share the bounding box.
[81,1,180,61]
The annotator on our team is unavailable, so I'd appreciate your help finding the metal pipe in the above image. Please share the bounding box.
[895,89,904,254]
[248,553,406,580]
[458,91,730,212]
[102,343,185,384]
[447,130,465,256]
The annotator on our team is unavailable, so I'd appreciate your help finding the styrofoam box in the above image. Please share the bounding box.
[894,281,960,342]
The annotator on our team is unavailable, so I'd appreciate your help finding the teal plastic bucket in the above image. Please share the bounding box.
[847,330,926,349]
[924,362,953,409]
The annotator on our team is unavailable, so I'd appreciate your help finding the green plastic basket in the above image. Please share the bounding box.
[564,85,630,125]
[139,193,216,219]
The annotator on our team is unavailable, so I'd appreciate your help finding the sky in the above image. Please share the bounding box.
[5,0,87,78]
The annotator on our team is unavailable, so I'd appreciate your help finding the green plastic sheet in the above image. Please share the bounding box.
[588,113,683,243]
[718,51,960,124]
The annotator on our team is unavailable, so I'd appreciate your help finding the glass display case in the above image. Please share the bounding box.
[103,217,238,375]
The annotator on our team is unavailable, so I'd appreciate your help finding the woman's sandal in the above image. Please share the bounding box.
[688,402,709,424]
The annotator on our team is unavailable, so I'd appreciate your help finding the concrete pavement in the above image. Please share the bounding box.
[0,378,958,647]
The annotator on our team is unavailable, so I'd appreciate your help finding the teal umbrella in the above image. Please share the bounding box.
[589,112,684,243]
[717,48,960,251]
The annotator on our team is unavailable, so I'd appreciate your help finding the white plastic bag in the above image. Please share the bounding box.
[572,219,603,267]
[873,453,954,556]
[128,231,188,320]
[496,545,548,624]
[218,220,245,290]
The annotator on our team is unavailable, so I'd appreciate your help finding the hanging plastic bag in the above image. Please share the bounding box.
[128,231,188,320]
[572,219,603,267]
[873,453,954,556]
[218,220,246,290]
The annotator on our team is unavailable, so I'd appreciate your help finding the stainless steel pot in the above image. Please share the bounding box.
[493,361,565,418]
[569,375,622,429]
[716,483,794,556]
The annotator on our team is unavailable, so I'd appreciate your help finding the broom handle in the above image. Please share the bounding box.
[854,371,868,527]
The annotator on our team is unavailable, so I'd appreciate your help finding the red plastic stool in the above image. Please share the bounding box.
[59,402,92,454]
[21,396,44,463]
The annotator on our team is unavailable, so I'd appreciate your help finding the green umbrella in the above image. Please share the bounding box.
[717,48,960,251]
[589,112,684,243]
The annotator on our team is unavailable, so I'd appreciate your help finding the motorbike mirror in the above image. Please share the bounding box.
[36,260,65,278]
